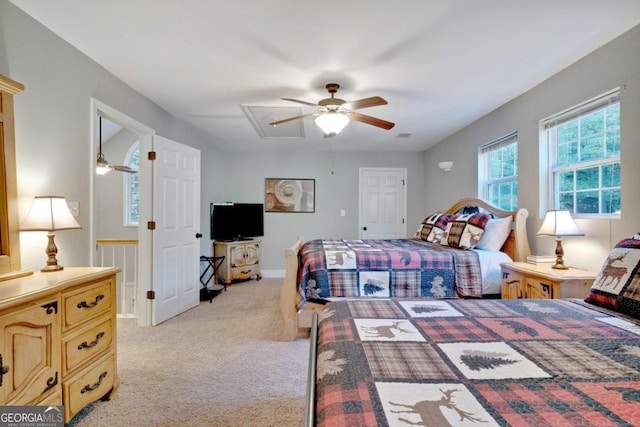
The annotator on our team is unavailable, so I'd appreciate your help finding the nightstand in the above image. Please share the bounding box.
[500,262,598,300]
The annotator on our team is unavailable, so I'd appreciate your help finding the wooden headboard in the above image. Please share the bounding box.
[442,197,530,263]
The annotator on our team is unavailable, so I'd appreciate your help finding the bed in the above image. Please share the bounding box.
[307,298,640,427]
[305,235,640,426]
[279,198,531,341]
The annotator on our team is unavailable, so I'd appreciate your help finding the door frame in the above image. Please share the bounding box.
[358,167,408,238]
[90,98,155,326]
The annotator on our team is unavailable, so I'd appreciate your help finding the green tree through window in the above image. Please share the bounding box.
[545,91,620,216]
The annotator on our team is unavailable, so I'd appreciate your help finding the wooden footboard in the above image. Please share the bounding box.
[304,312,318,426]
[279,235,305,341]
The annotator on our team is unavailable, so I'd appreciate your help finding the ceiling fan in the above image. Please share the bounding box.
[269,83,395,137]
[96,116,137,175]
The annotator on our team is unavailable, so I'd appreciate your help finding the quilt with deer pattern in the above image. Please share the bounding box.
[314,298,640,427]
[297,239,483,311]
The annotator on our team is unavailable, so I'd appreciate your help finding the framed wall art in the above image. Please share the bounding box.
[265,178,315,213]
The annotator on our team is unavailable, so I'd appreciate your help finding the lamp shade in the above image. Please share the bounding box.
[20,196,81,232]
[315,112,349,135]
[96,152,111,175]
[537,210,583,237]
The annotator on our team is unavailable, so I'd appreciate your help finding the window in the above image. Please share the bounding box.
[542,89,620,216]
[478,132,518,211]
[124,142,140,226]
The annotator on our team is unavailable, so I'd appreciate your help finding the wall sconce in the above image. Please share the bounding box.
[20,196,82,272]
[438,161,453,172]
[536,210,584,269]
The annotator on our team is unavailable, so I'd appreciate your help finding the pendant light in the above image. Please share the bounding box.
[95,116,137,174]
[96,116,111,175]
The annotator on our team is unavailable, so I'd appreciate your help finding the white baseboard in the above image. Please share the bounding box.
[261,269,285,278]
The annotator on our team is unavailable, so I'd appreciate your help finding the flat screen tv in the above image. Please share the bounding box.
[210,203,264,241]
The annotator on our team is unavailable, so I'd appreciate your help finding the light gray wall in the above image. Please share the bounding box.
[424,24,640,272]
[221,151,425,269]
[0,1,225,271]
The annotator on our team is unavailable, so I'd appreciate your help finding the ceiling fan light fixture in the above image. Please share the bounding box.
[96,152,111,175]
[315,112,349,136]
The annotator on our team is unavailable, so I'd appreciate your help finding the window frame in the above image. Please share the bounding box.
[478,131,518,211]
[0,75,24,276]
[541,89,621,219]
[123,141,140,227]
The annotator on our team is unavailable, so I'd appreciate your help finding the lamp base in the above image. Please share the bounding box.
[551,262,569,270]
[41,232,63,273]
[551,237,568,269]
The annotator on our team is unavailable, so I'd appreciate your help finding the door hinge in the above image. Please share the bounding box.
[147,290,155,300]
[147,221,156,230]
[401,179,405,185]
[402,218,405,224]
[148,151,156,161]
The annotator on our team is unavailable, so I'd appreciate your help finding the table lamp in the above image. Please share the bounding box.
[536,210,583,269]
[20,196,81,272]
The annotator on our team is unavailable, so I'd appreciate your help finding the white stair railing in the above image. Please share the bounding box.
[96,239,138,318]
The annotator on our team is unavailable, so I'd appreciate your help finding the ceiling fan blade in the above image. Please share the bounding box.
[281,98,318,107]
[268,113,316,126]
[343,96,388,110]
[112,165,138,173]
[348,112,395,130]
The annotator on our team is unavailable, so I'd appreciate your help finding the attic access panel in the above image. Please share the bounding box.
[242,105,306,139]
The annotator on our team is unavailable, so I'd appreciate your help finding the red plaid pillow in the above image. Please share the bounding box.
[441,213,491,249]
[418,213,454,243]
[585,236,640,318]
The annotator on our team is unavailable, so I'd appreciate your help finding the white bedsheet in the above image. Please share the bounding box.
[474,249,512,295]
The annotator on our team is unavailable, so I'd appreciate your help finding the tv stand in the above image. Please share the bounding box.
[213,239,262,284]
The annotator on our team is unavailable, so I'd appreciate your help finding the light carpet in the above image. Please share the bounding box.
[68,278,310,427]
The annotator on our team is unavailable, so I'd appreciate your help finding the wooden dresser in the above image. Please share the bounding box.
[214,239,262,284]
[0,267,119,423]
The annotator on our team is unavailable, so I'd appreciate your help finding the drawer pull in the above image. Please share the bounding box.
[541,283,551,294]
[81,371,108,394]
[78,332,105,350]
[241,270,252,274]
[77,294,105,309]
[0,354,9,387]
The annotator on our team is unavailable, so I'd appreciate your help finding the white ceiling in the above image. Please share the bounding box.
[10,0,640,153]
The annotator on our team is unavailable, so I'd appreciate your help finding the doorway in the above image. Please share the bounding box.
[91,99,154,326]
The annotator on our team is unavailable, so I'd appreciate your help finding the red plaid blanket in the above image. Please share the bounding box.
[314,299,640,426]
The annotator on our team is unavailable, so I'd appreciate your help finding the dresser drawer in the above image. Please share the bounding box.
[63,279,113,330]
[231,264,260,280]
[62,316,113,375]
[64,352,115,422]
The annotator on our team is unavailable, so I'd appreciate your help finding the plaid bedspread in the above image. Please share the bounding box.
[296,239,482,311]
[315,298,640,427]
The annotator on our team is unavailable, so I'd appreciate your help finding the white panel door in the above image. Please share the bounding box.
[152,135,201,325]
[359,168,407,239]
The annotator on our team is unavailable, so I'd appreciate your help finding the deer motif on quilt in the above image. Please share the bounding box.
[389,388,487,426]
[361,321,411,339]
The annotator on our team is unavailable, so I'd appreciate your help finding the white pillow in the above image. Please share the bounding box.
[475,216,512,252]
